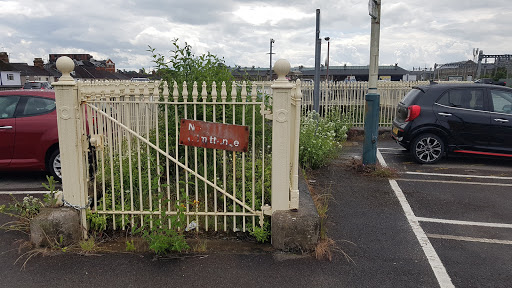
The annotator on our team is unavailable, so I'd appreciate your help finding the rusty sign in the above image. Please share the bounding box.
[179,119,250,152]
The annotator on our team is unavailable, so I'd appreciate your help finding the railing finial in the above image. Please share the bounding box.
[274,59,290,81]
[56,56,75,82]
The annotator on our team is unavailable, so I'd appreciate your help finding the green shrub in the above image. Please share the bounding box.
[299,110,350,169]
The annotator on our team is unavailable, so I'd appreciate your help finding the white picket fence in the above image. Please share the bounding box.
[256,80,473,127]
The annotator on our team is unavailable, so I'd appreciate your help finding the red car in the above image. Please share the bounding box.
[0,90,61,180]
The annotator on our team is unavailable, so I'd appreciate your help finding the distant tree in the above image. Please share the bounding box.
[494,67,507,81]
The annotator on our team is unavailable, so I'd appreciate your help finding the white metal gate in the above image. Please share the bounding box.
[53,57,300,235]
[80,80,273,232]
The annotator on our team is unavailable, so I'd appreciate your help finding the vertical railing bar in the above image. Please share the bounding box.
[241,81,247,232]
[261,96,265,219]
[99,93,106,222]
[173,82,180,229]
[211,82,218,231]
[221,82,227,232]
[183,82,190,226]
[251,83,257,229]
[143,85,153,227]
[106,94,116,230]
[201,81,208,231]
[135,89,143,227]
[115,90,126,229]
[153,83,162,225]
[231,81,237,232]
[163,82,171,229]
[125,86,134,227]
[192,82,199,230]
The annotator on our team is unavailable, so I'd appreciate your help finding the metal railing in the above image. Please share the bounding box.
[256,80,473,127]
[53,57,301,234]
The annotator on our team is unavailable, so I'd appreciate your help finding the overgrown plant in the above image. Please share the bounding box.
[133,193,196,255]
[0,195,43,233]
[91,39,273,234]
[42,175,60,207]
[125,240,136,252]
[249,221,270,243]
[299,109,350,169]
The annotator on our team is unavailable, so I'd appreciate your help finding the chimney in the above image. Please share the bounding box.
[34,58,44,69]
[0,52,9,63]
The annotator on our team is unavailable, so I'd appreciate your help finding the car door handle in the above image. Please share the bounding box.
[0,126,13,129]
[494,118,509,123]
[438,113,452,117]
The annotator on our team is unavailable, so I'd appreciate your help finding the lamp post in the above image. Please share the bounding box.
[324,37,331,83]
[324,37,330,83]
[363,0,381,165]
[313,9,321,113]
[268,38,275,81]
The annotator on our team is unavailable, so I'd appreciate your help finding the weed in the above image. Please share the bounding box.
[350,158,398,178]
[15,247,52,271]
[315,237,354,263]
[125,240,136,252]
[79,238,97,252]
[192,240,207,253]
[312,193,334,240]
[86,210,107,237]
[249,222,271,243]
[0,195,43,233]
[42,175,60,207]
[133,194,192,255]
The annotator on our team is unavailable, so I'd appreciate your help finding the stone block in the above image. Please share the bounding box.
[271,174,320,252]
[30,207,81,247]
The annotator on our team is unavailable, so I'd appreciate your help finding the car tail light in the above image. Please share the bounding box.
[406,105,421,122]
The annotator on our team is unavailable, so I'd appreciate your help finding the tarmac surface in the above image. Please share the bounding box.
[0,139,446,288]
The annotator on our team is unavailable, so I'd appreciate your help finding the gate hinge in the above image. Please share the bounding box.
[262,204,272,216]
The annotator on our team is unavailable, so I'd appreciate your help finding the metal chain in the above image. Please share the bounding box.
[63,199,89,210]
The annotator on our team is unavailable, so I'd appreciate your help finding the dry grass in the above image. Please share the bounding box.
[350,158,398,178]
[315,237,354,263]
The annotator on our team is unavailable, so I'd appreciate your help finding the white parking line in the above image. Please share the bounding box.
[378,147,405,151]
[378,149,454,288]
[405,172,512,180]
[0,191,48,194]
[427,234,512,245]
[397,178,512,187]
[417,217,512,229]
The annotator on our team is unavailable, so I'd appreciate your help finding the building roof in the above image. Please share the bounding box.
[437,60,477,70]
[9,63,53,77]
[0,61,15,71]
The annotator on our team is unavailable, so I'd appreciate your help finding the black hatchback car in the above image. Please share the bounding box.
[391,83,512,164]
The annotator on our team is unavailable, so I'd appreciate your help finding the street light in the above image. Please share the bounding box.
[324,37,330,83]
[268,38,275,81]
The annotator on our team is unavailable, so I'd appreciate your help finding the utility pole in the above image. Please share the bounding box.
[268,39,275,81]
[363,0,381,165]
[313,9,321,113]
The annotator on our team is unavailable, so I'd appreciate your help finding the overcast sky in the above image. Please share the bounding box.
[1,0,511,71]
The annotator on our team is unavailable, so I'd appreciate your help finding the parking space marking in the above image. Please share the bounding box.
[378,149,455,288]
[427,234,512,245]
[0,191,48,194]
[417,217,512,229]
[397,178,512,187]
[378,148,405,151]
[405,172,512,180]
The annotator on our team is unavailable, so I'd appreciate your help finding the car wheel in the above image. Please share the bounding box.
[48,149,62,182]
[410,133,444,164]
